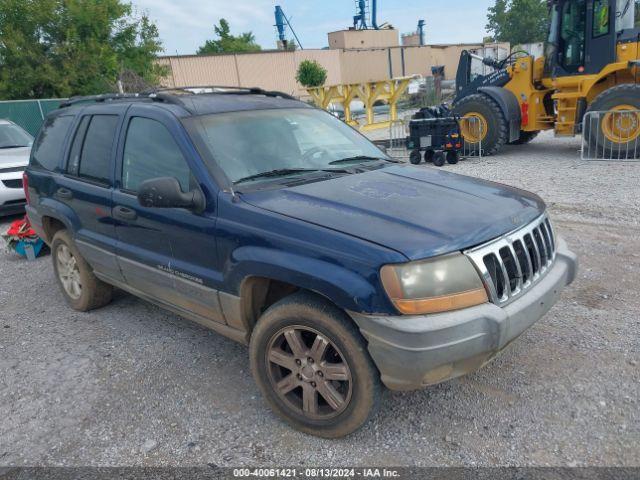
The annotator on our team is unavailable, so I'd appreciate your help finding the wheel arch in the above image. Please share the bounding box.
[228,249,388,332]
[41,215,71,244]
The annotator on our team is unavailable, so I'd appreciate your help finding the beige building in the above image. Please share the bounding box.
[401,33,422,47]
[327,28,399,49]
[157,41,509,98]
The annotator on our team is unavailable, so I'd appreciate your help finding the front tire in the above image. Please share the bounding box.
[446,151,459,164]
[454,93,508,156]
[250,292,381,438]
[51,230,113,311]
[432,151,446,166]
[585,84,640,158]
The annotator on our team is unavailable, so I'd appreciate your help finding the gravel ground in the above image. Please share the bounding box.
[0,131,638,467]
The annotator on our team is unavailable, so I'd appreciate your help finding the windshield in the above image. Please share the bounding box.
[188,108,388,184]
[0,123,33,149]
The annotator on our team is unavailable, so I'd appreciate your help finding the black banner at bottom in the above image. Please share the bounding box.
[1,467,639,480]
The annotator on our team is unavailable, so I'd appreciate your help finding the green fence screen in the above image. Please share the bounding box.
[0,99,66,137]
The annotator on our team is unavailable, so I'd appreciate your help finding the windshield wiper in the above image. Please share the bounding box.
[234,168,336,185]
[0,144,30,149]
[328,155,398,165]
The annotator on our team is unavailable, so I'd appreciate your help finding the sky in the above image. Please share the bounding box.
[130,0,495,55]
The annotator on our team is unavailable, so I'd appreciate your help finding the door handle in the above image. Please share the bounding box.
[113,205,138,221]
[56,187,73,199]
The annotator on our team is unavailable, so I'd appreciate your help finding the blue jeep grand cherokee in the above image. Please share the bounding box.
[24,88,577,438]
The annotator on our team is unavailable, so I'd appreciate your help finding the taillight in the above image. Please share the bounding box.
[23,172,30,205]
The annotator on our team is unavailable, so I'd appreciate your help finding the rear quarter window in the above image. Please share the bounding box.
[30,115,74,171]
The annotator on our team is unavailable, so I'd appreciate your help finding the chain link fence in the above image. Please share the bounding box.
[0,99,65,136]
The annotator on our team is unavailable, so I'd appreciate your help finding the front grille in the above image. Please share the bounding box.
[465,214,556,305]
[2,178,23,189]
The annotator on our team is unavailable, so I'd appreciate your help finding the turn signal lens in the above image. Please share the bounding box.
[380,253,488,315]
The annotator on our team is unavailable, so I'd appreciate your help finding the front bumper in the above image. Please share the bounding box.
[349,237,578,391]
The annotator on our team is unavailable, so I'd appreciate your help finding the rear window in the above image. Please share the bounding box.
[31,115,74,171]
[76,115,118,184]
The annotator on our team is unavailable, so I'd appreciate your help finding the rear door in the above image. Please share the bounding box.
[112,105,225,324]
[54,105,124,282]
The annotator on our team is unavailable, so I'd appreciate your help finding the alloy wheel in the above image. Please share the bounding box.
[265,325,353,420]
[56,244,82,299]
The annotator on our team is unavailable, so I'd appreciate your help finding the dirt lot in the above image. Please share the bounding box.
[0,131,638,467]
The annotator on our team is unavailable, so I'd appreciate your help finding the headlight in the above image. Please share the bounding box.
[380,253,488,315]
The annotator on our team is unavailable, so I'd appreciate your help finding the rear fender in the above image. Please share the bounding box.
[35,197,79,241]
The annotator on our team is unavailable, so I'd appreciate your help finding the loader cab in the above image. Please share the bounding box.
[544,0,635,77]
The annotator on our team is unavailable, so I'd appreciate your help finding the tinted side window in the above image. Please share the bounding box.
[67,116,91,175]
[77,115,119,184]
[593,0,609,37]
[31,115,74,171]
[122,117,191,192]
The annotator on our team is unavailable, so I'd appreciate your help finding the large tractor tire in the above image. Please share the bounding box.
[510,130,539,145]
[453,94,508,156]
[584,84,640,159]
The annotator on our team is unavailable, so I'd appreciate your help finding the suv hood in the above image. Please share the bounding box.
[241,165,545,260]
[0,147,30,169]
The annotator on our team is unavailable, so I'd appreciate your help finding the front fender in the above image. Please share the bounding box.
[226,246,390,314]
[478,86,521,142]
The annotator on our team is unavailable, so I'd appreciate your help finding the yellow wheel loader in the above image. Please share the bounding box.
[453,0,640,156]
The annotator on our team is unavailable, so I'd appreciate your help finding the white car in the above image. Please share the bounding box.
[0,119,33,216]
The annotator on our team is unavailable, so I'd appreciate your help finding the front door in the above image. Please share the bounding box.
[112,106,225,324]
[584,0,617,74]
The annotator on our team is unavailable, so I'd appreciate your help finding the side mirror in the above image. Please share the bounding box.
[137,177,206,213]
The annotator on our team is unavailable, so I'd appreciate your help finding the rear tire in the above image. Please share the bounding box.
[409,150,422,164]
[446,151,459,164]
[510,130,539,145]
[250,292,381,438]
[51,230,113,311]
[454,93,508,156]
[585,84,640,158]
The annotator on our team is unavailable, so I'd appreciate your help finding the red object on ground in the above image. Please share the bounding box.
[6,216,36,239]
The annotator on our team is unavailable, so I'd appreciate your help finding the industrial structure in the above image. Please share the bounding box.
[274,6,303,50]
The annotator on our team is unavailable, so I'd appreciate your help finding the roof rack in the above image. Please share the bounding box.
[143,85,296,100]
[58,86,297,111]
[59,93,141,108]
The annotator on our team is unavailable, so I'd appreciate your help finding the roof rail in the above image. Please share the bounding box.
[59,93,141,108]
[144,85,296,100]
[58,86,298,111]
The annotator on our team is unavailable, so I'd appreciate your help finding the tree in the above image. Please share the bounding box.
[486,0,550,45]
[296,60,327,88]
[197,19,261,54]
[0,0,166,100]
